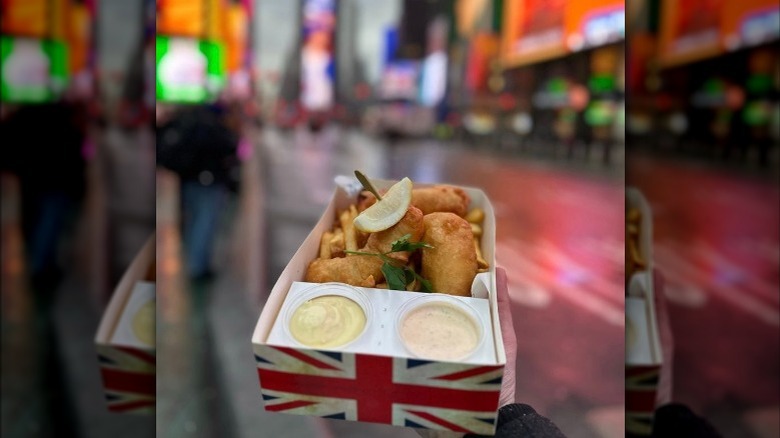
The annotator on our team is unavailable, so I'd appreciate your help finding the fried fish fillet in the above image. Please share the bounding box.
[359,186,471,217]
[421,212,477,296]
[364,206,424,262]
[303,256,384,287]
[305,206,424,287]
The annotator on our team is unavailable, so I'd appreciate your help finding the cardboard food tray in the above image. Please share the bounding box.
[625,188,662,436]
[95,235,156,414]
[251,178,505,435]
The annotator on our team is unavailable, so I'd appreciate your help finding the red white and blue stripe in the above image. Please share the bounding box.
[255,345,503,434]
[97,345,155,413]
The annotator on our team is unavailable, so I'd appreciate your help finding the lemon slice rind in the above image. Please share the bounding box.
[353,177,413,233]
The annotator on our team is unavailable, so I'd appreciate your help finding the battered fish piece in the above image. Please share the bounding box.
[364,206,424,263]
[305,206,424,286]
[359,186,471,217]
[421,212,477,297]
[304,256,384,287]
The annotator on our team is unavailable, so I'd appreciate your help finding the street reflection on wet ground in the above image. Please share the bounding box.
[2,142,157,438]
[629,152,779,437]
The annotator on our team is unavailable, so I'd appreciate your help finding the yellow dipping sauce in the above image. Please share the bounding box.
[400,302,480,360]
[132,300,155,347]
[289,295,366,348]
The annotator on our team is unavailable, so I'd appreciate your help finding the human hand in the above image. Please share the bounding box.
[496,267,518,407]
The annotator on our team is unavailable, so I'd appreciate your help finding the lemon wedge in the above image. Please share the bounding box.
[353,177,413,232]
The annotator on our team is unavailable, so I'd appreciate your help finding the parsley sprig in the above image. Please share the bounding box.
[346,234,434,292]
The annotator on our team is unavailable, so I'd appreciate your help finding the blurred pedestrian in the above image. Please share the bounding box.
[157,104,240,280]
[0,102,87,298]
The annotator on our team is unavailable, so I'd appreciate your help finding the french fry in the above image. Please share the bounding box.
[474,237,489,269]
[319,231,334,259]
[350,204,370,247]
[329,229,345,257]
[627,207,641,223]
[340,208,358,252]
[470,223,482,238]
[628,240,645,269]
[465,208,485,224]
[626,205,645,283]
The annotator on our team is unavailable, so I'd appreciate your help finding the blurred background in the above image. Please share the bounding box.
[1,0,777,438]
[1,0,155,437]
[625,0,779,437]
[155,1,625,438]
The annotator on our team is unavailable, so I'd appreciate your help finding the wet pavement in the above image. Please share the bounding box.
[1,131,156,438]
[628,152,780,438]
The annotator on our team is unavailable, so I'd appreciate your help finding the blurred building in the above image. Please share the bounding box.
[336,0,359,102]
[626,0,779,167]
[446,0,625,163]
[335,0,370,123]
[156,0,253,107]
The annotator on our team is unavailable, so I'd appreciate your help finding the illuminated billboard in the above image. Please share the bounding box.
[66,0,94,75]
[1,36,68,103]
[225,3,249,72]
[657,0,723,67]
[380,60,420,100]
[157,0,205,37]
[501,0,567,67]
[419,16,448,107]
[722,0,779,51]
[466,32,500,92]
[658,0,778,68]
[501,0,625,68]
[300,0,336,111]
[156,35,226,103]
[564,0,624,52]
[1,0,49,37]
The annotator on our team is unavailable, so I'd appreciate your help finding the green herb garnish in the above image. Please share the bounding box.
[390,234,434,252]
[346,234,434,292]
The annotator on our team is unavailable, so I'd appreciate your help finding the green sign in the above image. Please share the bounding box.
[1,36,68,103]
[588,75,615,94]
[585,100,616,126]
[743,100,771,126]
[545,77,569,95]
[156,35,226,103]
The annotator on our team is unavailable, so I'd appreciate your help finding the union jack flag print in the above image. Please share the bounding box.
[97,345,155,414]
[254,345,503,435]
[626,365,660,435]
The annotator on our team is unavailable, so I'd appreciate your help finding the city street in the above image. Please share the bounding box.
[4,125,778,438]
[2,1,777,438]
[157,126,626,438]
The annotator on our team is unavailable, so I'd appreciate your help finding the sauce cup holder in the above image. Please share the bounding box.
[395,294,485,361]
[282,283,372,350]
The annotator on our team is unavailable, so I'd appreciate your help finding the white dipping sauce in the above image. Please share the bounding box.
[399,302,480,360]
